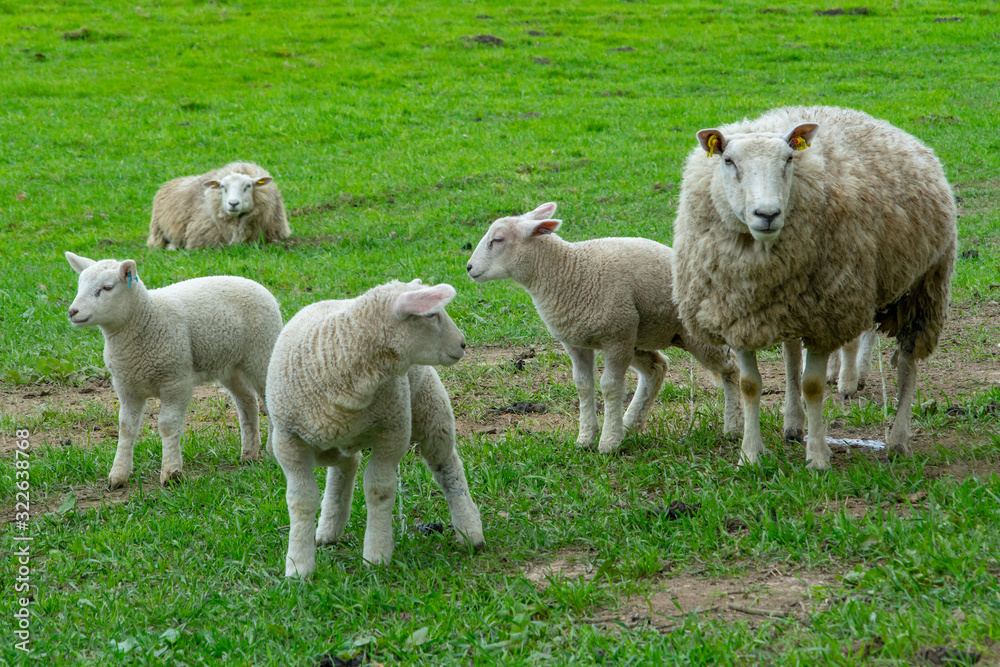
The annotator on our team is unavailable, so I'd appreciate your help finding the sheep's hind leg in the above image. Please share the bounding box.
[220,371,262,461]
[681,337,743,437]
[315,449,361,545]
[362,434,408,566]
[736,350,765,466]
[157,385,193,485]
[596,344,633,454]
[803,349,832,470]
[836,336,862,398]
[273,430,319,578]
[623,349,667,433]
[886,347,917,456]
[109,390,147,489]
[783,340,806,442]
[564,345,600,449]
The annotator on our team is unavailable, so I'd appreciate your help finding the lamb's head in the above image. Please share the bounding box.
[466,202,561,283]
[697,123,818,242]
[204,173,272,217]
[391,281,467,367]
[65,251,142,329]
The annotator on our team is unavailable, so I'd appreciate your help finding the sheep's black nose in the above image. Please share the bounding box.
[466,263,473,272]
[68,308,78,318]
[460,340,467,350]
[754,209,781,224]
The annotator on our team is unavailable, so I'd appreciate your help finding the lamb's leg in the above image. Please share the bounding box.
[736,349,765,466]
[856,329,877,389]
[887,347,917,456]
[220,371,262,461]
[109,390,147,489]
[362,436,408,566]
[315,450,362,545]
[623,349,667,433]
[157,385,193,485]
[273,430,319,578]
[564,344,600,449]
[597,343,634,454]
[680,337,743,436]
[836,336,862,398]
[803,349,833,470]
[782,340,806,442]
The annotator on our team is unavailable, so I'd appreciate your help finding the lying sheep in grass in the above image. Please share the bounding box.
[147,161,290,250]
[65,252,282,487]
[266,280,484,577]
[466,202,742,454]
[672,106,957,469]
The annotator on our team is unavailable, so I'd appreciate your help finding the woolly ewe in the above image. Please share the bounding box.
[65,252,282,487]
[266,280,484,577]
[467,203,742,454]
[147,161,290,250]
[672,106,956,469]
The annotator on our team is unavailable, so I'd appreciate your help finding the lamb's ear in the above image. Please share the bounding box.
[785,123,818,151]
[203,180,221,189]
[526,202,557,220]
[118,260,138,288]
[65,251,96,274]
[254,177,273,186]
[517,218,562,240]
[697,129,727,157]
[393,284,457,319]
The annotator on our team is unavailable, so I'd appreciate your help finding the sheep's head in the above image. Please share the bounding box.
[204,173,272,217]
[697,123,818,242]
[65,252,142,329]
[466,202,561,283]
[391,281,467,367]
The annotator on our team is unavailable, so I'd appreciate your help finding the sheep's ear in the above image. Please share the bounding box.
[204,180,221,189]
[393,284,457,319]
[254,177,273,186]
[785,123,818,151]
[518,218,562,239]
[65,251,96,274]
[118,260,138,288]
[697,129,727,157]
[526,202,557,220]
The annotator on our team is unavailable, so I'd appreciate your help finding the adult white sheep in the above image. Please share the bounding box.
[146,161,291,250]
[266,280,484,577]
[671,106,956,469]
[466,203,742,454]
[65,252,283,487]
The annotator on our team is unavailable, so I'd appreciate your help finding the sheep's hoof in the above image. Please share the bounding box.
[160,470,184,487]
[107,476,128,490]
[805,458,831,471]
[315,528,342,545]
[597,440,623,455]
[886,442,913,458]
[575,439,598,451]
[783,427,805,443]
[240,450,263,464]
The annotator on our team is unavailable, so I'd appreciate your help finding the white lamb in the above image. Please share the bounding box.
[147,161,291,250]
[671,106,957,469]
[65,252,283,487]
[466,202,742,454]
[266,280,484,577]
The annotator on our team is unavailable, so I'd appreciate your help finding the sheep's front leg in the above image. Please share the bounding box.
[362,435,408,566]
[623,350,667,433]
[109,390,147,489]
[736,349,765,466]
[681,338,743,436]
[597,344,633,454]
[803,349,832,470]
[315,449,362,545]
[564,344,599,449]
[157,386,193,485]
[887,347,917,456]
[273,430,319,578]
[782,340,806,442]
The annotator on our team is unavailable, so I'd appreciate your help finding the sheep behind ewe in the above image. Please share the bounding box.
[266,280,484,577]
[467,203,742,454]
[147,161,290,250]
[671,106,957,469]
[65,252,283,487]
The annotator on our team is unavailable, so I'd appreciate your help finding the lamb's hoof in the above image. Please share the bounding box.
[160,469,184,486]
[240,451,263,464]
[597,438,623,454]
[805,458,831,471]
[840,391,858,400]
[285,560,315,579]
[783,428,805,443]
[737,453,762,468]
[575,438,598,451]
[887,443,913,458]
[107,476,128,490]
[315,528,341,546]
[856,377,867,390]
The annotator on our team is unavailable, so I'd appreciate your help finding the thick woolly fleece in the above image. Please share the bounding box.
[147,161,290,250]
[266,280,484,578]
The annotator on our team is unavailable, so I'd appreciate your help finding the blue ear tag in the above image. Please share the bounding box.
[127,273,132,288]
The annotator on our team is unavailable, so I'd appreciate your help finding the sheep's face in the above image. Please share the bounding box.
[697,123,818,243]
[205,173,272,217]
[467,202,561,283]
[65,252,141,329]
[392,282,467,367]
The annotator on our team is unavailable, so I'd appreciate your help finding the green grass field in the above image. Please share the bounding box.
[2,1,999,664]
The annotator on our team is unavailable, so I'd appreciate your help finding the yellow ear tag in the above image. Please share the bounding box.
[706,134,718,158]
[793,136,809,151]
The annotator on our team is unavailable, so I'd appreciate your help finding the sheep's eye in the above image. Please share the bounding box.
[424,312,440,321]
[786,156,794,164]
[244,185,251,191]
[488,236,503,250]
[724,157,734,166]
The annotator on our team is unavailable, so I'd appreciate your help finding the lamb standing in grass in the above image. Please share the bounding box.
[65,252,282,487]
[466,203,742,454]
[671,106,957,469]
[147,162,290,250]
[266,280,484,577]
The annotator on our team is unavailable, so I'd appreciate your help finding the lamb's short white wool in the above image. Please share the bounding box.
[65,252,282,487]
[467,203,741,454]
[266,280,484,578]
